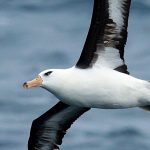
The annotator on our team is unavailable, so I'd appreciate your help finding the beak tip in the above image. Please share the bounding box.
[23,82,28,89]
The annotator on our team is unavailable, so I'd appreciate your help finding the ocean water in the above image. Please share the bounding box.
[0,0,150,150]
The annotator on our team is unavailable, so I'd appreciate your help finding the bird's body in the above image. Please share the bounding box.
[41,67,150,109]
[23,0,150,149]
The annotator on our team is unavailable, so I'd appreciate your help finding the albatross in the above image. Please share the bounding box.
[23,0,150,149]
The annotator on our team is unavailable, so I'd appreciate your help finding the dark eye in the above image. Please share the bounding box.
[44,71,52,76]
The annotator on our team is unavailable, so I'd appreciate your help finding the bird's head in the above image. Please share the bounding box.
[23,69,62,91]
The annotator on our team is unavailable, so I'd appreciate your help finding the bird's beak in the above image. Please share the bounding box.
[23,76,43,89]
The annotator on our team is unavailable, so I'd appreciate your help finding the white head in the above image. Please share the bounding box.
[23,69,66,93]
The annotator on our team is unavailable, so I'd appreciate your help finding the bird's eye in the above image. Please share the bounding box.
[44,71,52,76]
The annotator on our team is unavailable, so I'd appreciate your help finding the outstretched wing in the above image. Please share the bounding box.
[28,102,90,150]
[76,0,131,74]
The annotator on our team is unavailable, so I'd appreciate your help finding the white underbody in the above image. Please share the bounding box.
[42,67,150,109]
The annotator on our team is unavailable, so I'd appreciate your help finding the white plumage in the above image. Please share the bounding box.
[39,67,150,109]
[95,47,123,68]
[108,0,126,30]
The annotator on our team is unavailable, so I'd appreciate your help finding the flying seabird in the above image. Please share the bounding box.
[23,0,150,149]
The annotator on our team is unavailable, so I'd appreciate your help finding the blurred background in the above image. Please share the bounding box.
[0,0,150,150]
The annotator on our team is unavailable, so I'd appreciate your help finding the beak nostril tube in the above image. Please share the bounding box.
[23,82,28,88]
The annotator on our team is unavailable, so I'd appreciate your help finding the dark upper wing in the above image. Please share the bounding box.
[76,0,131,74]
[28,102,90,150]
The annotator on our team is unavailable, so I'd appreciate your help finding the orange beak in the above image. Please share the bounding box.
[23,76,43,89]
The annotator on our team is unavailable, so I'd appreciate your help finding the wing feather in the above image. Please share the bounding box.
[28,102,90,150]
[76,0,131,74]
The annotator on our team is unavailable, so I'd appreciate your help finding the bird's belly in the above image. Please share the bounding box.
[52,68,150,109]
[60,94,137,109]
[56,85,141,109]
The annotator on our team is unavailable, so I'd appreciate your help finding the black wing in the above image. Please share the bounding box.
[76,0,131,74]
[28,101,90,150]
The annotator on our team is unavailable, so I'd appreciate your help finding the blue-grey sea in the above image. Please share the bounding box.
[0,0,150,150]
